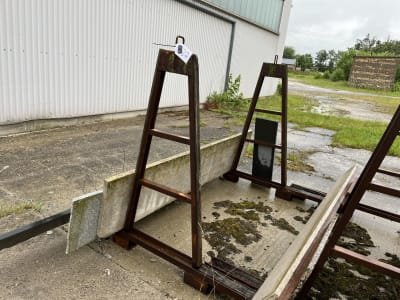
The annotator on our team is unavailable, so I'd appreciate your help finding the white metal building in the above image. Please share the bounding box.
[0,0,292,128]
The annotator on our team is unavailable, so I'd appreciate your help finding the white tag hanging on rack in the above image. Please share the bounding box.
[175,43,192,64]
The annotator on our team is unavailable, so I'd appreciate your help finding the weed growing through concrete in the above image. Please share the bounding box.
[287,151,315,173]
[0,200,42,218]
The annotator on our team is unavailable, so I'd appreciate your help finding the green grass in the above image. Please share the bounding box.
[289,71,400,97]
[0,201,42,218]
[287,151,315,172]
[245,144,254,158]
[213,93,400,157]
[264,94,400,156]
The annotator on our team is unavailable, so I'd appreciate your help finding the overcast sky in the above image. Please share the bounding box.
[285,0,400,55]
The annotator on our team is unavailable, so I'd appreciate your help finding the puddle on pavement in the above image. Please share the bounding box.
[309,94,392,122]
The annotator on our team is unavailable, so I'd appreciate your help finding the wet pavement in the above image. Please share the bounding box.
[289,80,398,122]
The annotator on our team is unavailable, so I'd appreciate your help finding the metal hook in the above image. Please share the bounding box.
[175,35,185,45]
[274,55,278,64]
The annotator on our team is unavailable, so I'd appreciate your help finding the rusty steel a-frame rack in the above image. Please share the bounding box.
[113,45,203,268]
[112,43,262,299]
[222,58,326,203]
[298,105,400,296]
[223,59,400,225]
[223,58,288,193]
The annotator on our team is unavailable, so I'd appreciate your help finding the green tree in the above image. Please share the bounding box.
[354,34,378,52]
[283,46,296,59]
[315,50,328,72]
[296,54,313,71]
[327,50,338,72]
[336,49,357,80]
[372,38,400,55]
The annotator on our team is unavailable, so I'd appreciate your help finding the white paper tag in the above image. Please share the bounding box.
[175,43,192,64]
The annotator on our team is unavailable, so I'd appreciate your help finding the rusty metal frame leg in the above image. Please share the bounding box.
[223,65,266,183]
[122,68,166,231]
[188,61,202,268]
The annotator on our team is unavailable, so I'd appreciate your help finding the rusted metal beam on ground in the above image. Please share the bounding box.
[368,183,400,198]
[116,229,256,299]
[288,183,400,222]
[0,209,70,251]
[332,245,400,278]
[210,257,263,290]
[376,168,400,179]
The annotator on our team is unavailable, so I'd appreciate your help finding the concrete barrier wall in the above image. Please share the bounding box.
[67,132,247,253]
[97,132,245,238]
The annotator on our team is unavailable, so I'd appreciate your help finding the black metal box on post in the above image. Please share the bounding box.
[252,118,278,181]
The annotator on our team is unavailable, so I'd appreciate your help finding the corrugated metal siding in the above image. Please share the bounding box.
[230,19,281,97]
[0,0,232,124]
[200,0,284,32]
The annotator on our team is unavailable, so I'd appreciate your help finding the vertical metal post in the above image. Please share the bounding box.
[280,68,288,187]
[224,65,266,181]
[188,55,202,268]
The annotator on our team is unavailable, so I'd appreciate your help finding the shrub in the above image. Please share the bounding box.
[205,74,244,110]
[392,81,400,92]
[314,73,322,79]
[277,83,282,96]
[322,71,331,79]
[330,68,345,81]
[395,65,400,82]
[336,49,357,80]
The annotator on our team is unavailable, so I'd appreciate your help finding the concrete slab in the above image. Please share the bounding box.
[97,133,245,238]
[66,191,102,254]
[0,229,175,300]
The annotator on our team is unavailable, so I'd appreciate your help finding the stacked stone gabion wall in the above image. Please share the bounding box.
[349,56,400,89]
